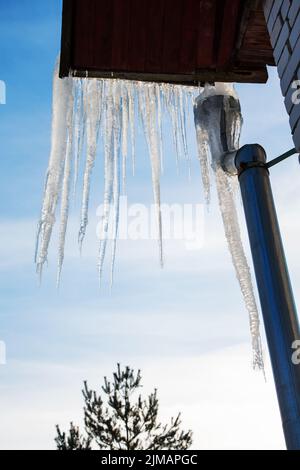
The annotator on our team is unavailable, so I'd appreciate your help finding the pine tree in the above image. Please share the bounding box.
[55,423,92,450]
[55,364,193,450]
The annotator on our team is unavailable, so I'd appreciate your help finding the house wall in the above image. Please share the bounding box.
[264,0,300,150]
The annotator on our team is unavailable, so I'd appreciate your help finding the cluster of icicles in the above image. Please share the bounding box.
[35,64,263,370]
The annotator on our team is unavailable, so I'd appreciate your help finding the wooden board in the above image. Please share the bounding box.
[60,0,275,84]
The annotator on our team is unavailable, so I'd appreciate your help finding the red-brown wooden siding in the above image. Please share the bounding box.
[60,0,275,84]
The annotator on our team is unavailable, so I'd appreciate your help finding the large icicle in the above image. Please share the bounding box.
[215,165,263,370]
[57,86,75,286]
[35,63,73,279]
[194,84,264,371]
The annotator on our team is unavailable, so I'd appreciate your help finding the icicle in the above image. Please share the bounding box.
[128,82,136,176]
[96,79,104,140]
[97,81,114,285]
[194,113,211,205]
[73,79,84,197]
[215,166,264,370]
[178,87,191,179]
[143,85,163,267]
[110,85,122,288]
[179,88,189,159]
[121,83,129,192]
[35,63,73,279]
[57,86,75,286]
[163,85,181,172]
[155,84,164,173]
[78,79,101,251]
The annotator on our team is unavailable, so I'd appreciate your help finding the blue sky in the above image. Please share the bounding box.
[0,0,299,450]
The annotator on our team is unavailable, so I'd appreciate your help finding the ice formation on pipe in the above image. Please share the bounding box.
[194,84,264,371]
[35,64,196,286]
[36,64,263,369]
